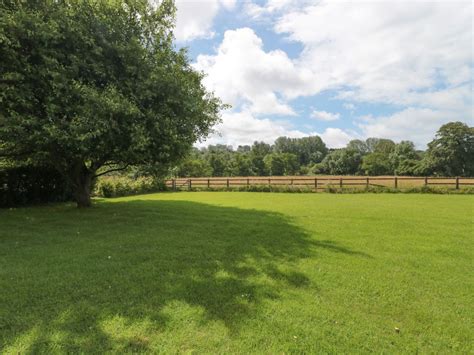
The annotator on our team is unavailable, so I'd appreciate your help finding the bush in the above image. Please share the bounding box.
[94,176,167,198]
[0,166,73,207]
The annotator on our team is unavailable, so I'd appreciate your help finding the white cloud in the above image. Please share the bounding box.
[358,107,473,148]
[311,110,340,122]
[198,110,306,147]
[194,28,311,115]
[313,128,356,149]
[191,0,472,148]
[174,0,236,41]
[197,110,356,149]
[274,0,472,148]
[275,0,473,108]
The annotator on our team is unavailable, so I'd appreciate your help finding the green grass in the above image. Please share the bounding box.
[1,192,473,353]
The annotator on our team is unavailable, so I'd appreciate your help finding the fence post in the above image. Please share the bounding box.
[424,177,428,186]
[366,177,369,189]
[207,178,210,188]
[227,178,230,188]
[188,179,192,191]
[394,176,398,189]
[315,178,318,192]
[456,176,459,190]
[247,178,250,187]
[291,178,293,185]
[339,177,343,189]
[172,179,176,191]
[268,178,271,186]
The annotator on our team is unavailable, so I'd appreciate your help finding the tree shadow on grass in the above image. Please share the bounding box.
[0,199,369,352]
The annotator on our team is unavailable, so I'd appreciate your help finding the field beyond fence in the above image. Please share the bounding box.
[165,176,474,191]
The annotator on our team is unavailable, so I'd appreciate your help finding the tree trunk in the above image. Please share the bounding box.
[70,162,95,208]
[74,180,92,208]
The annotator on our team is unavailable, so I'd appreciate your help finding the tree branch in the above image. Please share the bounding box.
[93,164,129,178]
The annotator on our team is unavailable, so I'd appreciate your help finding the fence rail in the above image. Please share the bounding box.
[165,176,474,191]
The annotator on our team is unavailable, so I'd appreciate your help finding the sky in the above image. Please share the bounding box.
[173,0,473,149]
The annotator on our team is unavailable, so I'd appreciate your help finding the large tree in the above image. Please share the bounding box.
[0,0,223,207]
[423,122,474,176]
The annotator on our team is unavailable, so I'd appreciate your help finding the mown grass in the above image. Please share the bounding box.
[0,192,472,353]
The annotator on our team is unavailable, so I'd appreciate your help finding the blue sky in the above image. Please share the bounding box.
[173,0,473,148]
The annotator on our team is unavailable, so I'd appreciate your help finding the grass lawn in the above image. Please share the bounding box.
[1,192,473,353]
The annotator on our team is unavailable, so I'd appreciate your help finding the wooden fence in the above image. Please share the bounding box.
[165,176,474,191]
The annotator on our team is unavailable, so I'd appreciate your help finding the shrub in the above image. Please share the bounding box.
[94,176,167,198]
[0,166,73,207]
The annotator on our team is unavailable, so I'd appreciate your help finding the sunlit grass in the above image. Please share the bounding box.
[1,192,472,352]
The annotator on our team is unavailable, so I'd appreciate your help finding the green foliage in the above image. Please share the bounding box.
[264,153,299,176]
[422,122,474,176]
[0,0,223,207]
[176,157,212,178]
[317,148,362,175]
[172,124,474,178]
[361,152,392,175]
[0,165,73,207]
[274,136,327,165]
[94,176,166,198]
[389,141,419,175]
[227,153,255,176]
[250,141,272,176]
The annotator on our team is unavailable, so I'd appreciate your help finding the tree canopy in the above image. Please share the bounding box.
[423,122,474,177]
[0,0,223,206]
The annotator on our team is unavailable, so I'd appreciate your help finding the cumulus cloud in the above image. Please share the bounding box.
[192,0,472,148]
[358,107,473,148]
[275,0,473,108]
[313,128,356,149]
[174,0,236,41]
[197,110,356,149]
[311,110,340,122]
[193,28,311,115]
[198,110,306,147]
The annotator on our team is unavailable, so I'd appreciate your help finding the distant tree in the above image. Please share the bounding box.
[373,139,396,154]
[207,144,234,153]
[251,142,272,176]
[422,122,474,176]
[237,145,251,153]
[274,136,327,165]
[264,153,299,176]
[395,159,420,176]
[361,153,392,175]
[358,138,396,175]
[231,153,255,176]
[177,158,212,177]
[347,139,369,155]
[365,138,381,153]
[318,148,362,175]
[208,153,228,177]
[389,141,420,175]
[0,0,223,207]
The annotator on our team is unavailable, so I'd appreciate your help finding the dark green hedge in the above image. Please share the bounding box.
[0,166,73,207]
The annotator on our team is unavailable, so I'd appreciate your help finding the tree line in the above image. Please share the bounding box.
[172,122,474,178]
